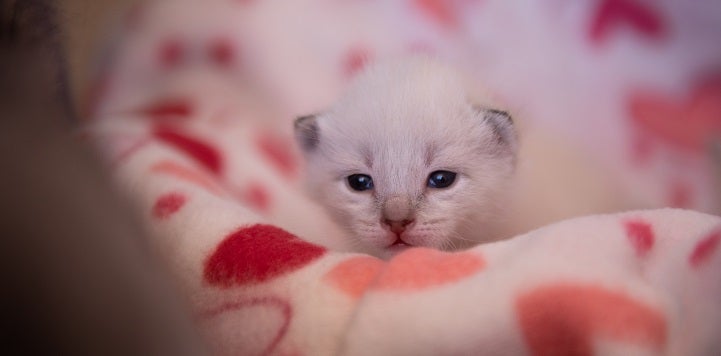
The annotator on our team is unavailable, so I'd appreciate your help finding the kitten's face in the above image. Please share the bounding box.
[295,59,517,258]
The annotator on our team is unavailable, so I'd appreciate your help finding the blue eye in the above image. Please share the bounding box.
[427,171,457,189]
[347,174,374,191]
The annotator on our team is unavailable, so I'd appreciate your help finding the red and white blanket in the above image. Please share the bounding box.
[86,0,721,354]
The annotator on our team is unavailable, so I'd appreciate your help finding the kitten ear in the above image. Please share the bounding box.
[475,107,517,151]
[294,115,320,151]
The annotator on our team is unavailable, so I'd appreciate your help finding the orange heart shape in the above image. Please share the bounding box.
[373,248,485,291]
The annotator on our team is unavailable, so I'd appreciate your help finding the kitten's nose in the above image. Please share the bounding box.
[382,195,414,235]
[384,219,415,235]
[383,195,412,220]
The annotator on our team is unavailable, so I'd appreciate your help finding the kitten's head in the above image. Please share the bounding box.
[295,58,517,258]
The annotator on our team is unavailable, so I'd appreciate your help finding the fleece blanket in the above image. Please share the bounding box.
[84,0,721,354]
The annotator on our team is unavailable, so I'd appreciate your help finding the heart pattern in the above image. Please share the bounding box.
[204,224,327,288]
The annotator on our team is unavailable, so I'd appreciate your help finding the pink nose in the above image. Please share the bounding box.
[384,219,414,235]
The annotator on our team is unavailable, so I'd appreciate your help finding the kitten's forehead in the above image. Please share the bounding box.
[322,58,479,151]
[314,57,502,194]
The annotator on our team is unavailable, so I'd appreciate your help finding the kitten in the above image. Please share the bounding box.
[295,57,517,259]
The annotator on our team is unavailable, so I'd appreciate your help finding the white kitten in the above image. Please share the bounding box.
[295,57,517,259]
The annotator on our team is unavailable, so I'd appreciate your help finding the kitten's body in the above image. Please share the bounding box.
[296,57,517,259]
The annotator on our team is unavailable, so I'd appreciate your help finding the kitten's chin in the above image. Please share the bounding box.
[374,243,412,259]
[362,232,415,259]
[386,240,413,254]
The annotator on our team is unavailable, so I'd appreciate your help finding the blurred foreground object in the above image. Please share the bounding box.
[0,0,206,354]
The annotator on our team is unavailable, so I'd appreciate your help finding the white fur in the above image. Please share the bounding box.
[298,57,517,258]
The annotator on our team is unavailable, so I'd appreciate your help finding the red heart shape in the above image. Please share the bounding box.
[589,0,665,44]
[204,224,326,287]
[516,284,666,355]
[154,126,223,175]
[628,77,721,152]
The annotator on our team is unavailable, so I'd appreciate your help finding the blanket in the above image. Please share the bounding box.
[85,0,721,354]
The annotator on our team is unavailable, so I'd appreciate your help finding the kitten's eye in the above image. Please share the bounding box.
[347,174,374,191]
[427,171,457,189]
